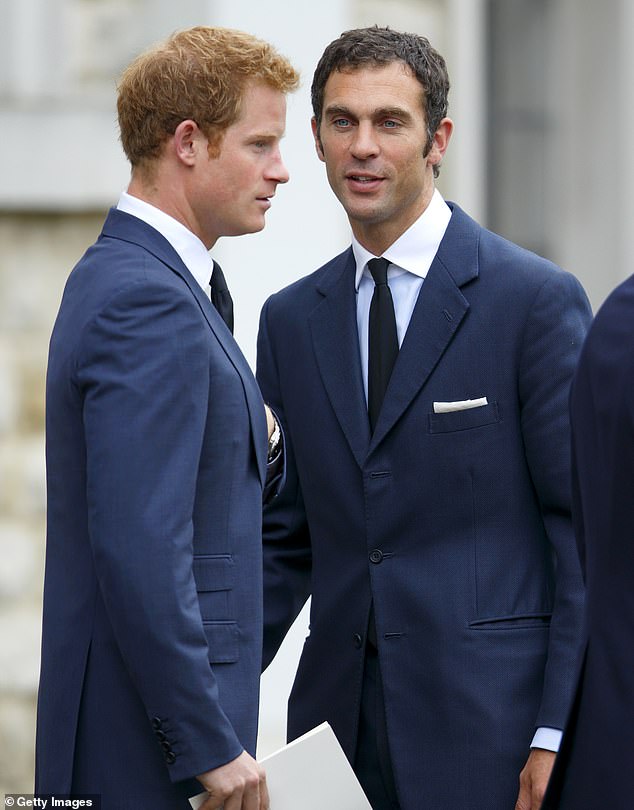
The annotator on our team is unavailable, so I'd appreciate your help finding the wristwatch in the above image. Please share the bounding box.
[267,416,281,463]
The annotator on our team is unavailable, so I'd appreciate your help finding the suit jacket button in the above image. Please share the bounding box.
[353,633,363,649]
[369,549,383,564]
[165,751,176,764]
[155,730,167,742]
[151,717,163,730]
[161,740,172,752]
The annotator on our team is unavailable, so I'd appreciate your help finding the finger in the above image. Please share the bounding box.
[240,780,261,810]
[200,793,223,810]
[222,789,244,810]
[515,782,530,810]
[259,770,270,810]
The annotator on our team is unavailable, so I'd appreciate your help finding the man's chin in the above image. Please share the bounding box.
[227,219,267,237]
[344,204,388,227]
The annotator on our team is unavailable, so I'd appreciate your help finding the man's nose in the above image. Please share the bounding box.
[268,149,290,184]
[350,122,380,159]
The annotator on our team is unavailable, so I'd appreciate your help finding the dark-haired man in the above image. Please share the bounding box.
[36,26,297,810]
[257,26,590,810]
[542,274,634,810]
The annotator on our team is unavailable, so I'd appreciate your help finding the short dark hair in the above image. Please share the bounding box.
[311,26,450,156]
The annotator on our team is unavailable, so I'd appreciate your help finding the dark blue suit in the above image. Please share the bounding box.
[36,209,270,808]
[256,204,591,809]
[542,274,634,810]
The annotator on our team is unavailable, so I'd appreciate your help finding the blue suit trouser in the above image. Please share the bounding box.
[354,643,400,809]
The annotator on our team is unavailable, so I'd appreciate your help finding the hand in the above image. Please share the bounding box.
[264,405,276,442]
[515,748,556,810]
[197,751,269,810]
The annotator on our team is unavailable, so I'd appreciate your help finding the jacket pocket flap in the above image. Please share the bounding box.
[193,555,235,592]
[203,621,239,663]
[428,401,499,434]
[469,612,551,630]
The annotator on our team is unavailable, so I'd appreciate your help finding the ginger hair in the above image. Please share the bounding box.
[117,26,299,170]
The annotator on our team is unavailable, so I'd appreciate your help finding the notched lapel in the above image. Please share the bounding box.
[369,246,473,452]
[310,252,371,468]
[368,204,480,450]
[103,208,268,485]
[188,280,269,488]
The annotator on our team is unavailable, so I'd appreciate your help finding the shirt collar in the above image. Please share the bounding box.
[117,191,214,294]
[352,189,452,290]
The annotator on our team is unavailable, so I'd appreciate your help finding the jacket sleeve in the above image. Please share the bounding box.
[518,269,592,729]
[77,280,244,782]
[256,297,312,670]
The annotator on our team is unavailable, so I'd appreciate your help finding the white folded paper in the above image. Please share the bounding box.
[189,722,371,809]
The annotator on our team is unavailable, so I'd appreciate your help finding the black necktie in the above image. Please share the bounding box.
[367,257,399,431]
[209,261,234,334]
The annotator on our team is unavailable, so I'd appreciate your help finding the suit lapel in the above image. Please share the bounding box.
[102,208,268,485]
[309,250,371,468]
[369,204,479,451]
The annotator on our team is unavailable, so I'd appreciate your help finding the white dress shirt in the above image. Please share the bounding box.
[117,192,215,296]
[353,188,451,401]
[352,188,562,754]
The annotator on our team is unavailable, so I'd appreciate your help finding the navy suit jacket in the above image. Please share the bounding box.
[542,274,634,810]
[36,209,270,808]
[256,204,591,809]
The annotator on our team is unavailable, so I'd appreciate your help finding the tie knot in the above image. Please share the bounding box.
[368,257,390,286]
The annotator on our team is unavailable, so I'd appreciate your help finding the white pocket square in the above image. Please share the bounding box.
[433,397,488,414]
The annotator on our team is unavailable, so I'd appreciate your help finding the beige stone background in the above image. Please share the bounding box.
[0,214,104,790]
[2,0,634,794]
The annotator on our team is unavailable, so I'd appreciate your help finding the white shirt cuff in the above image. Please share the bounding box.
[531,727,562,752]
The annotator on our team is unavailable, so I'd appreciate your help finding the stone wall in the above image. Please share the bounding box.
[0,212,104,792]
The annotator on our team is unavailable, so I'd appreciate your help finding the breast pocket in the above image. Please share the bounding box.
[428,401,500,434]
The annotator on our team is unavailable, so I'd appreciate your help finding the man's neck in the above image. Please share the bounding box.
[126,170,211,248]
[350,187,435,256]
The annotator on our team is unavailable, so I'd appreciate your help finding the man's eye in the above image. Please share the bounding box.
[334,119,350,127]
[383,120,398,128]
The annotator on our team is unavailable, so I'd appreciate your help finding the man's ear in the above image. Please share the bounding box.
[311,117,325,162]
[173,119,202,166]
[427,117,454,168]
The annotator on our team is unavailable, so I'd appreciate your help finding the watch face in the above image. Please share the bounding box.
[267,427,281,462]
